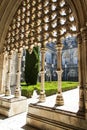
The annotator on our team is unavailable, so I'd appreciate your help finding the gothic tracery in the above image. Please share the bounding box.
[4,0,77,53]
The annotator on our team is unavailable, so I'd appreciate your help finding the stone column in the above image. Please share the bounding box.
[5,52,12,96]
[80,26,87,118]
[39,47,46,102]
[55,44,64,106]
[2,53,8,94]
[15,50,22,98]
[10,52,17,87]
[0,53,5,94]
[77,32,85,116]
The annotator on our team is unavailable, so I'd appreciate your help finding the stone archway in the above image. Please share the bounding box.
[3,0,78,105]
[0,0,87,129]
[2,0,76,115]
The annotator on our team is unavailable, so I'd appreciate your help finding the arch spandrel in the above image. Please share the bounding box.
[65,0,87,29]
[0,0,22,53]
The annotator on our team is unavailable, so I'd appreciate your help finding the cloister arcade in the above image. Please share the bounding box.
[0,0,87,129]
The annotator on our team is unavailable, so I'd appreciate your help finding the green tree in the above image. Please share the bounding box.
[25,47,40,85]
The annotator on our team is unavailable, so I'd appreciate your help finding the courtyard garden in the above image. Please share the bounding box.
[21,81,79,98]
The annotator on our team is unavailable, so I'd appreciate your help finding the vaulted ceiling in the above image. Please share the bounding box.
[0,0,87,53]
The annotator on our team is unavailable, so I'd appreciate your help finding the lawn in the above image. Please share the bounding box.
[21,81,79,98]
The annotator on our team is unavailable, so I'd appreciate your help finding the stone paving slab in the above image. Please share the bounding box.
[0,88,79,130]
[28,88,79,113]
[0,113,38,130]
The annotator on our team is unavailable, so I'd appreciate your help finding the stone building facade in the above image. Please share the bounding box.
[62,36,78,81]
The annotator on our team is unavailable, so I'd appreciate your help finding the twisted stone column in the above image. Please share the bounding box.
[39,48,46,102]
[5,52,12,96]
[15,50,22,98]
[55,44,64,106]
[77,32,85,116]
[80,26,87,118]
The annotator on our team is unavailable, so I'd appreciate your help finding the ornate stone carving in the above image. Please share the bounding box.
[4,0,76,52]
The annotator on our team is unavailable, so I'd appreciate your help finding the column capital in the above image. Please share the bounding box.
[40,47,47,53]
[8,51,13,59]
[80,26,87,41]
[55,44,63,51]
[77,32,82,44]
[17,50,23,58]
[28,45,34,54]
[80,26,87,32]
[8,50,13,54]
[56,70,63,74]
[40,70,44,74]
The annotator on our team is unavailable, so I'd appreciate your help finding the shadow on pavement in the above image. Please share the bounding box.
[22,125,39,130]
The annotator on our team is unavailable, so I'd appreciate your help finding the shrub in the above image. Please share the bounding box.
[21,81,78,98]
[25,47,39,85]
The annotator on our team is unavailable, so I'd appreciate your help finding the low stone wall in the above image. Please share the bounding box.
[27,104,87,130]
[0,96,27,117]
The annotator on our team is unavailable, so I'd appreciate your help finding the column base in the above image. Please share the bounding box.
[55,93,64,106]
[77,109,85,116]
[0,95,27,117]
[5,89,11,96]
[15,90,21,98]
[39,92,46,102]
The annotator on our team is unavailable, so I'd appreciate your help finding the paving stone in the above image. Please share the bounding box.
[0,88,78,130]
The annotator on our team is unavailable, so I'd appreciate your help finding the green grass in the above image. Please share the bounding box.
[21,81,79,98]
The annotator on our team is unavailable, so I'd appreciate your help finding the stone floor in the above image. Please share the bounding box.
[28,87,79,113]
[0,112,38,130]
[0,88,79,130]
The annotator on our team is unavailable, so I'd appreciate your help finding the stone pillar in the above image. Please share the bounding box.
[55,44,64,106]
[5,52,12,96]
[10,52,17,87]
[15,50,22,98]
[0,53,5,94]
[39,48,46,102]
[2,53,8,94]
[77,32,85,116]
[80,26,87,118]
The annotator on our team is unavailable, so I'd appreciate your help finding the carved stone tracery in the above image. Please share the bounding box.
[4,0,77,53]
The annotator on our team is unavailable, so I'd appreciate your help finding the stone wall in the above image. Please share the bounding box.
[27,104,87,130]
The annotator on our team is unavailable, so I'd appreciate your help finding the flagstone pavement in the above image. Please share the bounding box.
[0,88,79,130]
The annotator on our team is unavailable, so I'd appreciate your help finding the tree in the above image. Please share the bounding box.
[25,46,40,85]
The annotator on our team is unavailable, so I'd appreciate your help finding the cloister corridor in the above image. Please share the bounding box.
[0,0,87,129]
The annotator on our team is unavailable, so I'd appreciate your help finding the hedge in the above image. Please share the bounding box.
[21,81,78,98]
